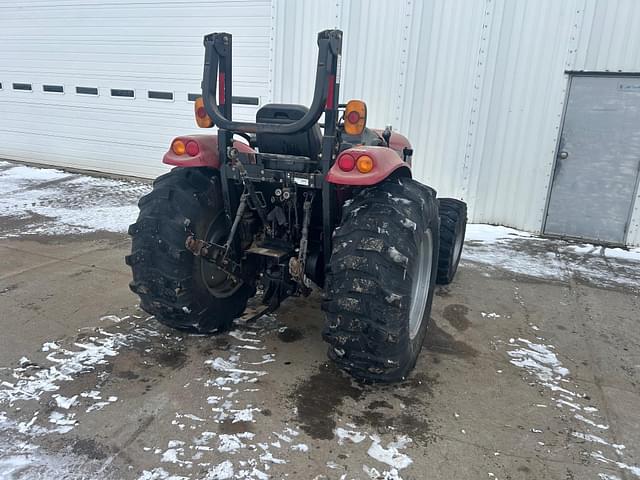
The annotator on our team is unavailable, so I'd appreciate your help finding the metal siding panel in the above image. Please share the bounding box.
[339,0,407,129]
[466,1,579,232]
[574,0,640,72]
[0,0,271,178]
[271,0,339,104]
[400,0,487,199]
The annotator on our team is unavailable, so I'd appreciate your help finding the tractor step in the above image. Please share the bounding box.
[236,303,276,323]
[246,245,292,261]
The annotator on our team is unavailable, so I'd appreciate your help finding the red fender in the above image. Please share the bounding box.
[163,134,255,168]
[372,130,413,167]
[326,146,411,186]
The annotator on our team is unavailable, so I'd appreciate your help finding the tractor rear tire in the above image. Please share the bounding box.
[435,198,467,284]
[126,167,251,333]
[322,178,440,382]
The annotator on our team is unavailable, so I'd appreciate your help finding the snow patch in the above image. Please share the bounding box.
[0,162,151,238]
[48,411,76,434]
[387,246,408,266]
[367,435,413,470]
[463,224,640,288]
[138,467,189,480]
[572,431,625,455]
[507,335,637,478]
[363,464,403,480]
[575,414,609,430]
[591,452,640,477]
[218,433,251,453]
[598,474,623,480]
[335,427,367,445]
[0,331,130,404]
[400,218,416,230]
[507,338,569,383]
[204,460,235,479]
[259,451,286,464]
[52,394,77,410]
[41,342,60,352]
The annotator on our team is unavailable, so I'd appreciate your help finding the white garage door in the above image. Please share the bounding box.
[0,0,271,178]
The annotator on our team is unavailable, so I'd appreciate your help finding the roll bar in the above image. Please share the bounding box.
[202,30,342,135]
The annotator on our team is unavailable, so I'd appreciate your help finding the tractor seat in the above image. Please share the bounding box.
[256,104,322,162]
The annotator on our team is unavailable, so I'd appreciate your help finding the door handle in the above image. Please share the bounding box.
[559,151,569,159]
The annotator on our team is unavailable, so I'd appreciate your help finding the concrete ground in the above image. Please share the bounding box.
[0,160,639,480]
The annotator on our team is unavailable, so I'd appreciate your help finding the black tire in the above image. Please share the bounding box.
[125,167,252,333]
[436,198,467,285]
[322,178,440,382]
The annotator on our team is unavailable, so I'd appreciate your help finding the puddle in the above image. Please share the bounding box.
[423,320,479,358]
[70,438,112,460]
[367,400,393,410]
[277,326,304,343]
[442,304,471,331]
[150,349,187,369]
[292,362,363,439]
[218,419,254,435]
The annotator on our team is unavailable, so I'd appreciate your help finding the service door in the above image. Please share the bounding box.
[544,75,640,245]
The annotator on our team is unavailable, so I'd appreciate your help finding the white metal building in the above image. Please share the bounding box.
[1,0,640,246]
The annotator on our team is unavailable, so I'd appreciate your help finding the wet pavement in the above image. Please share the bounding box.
[1,160,639,479]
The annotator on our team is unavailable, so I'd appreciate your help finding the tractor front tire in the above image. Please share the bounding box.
[436,198,467,284]
[126,167,251,333]
[322,178,440,382]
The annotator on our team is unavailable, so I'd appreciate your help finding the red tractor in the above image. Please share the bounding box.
[126,30,467,382]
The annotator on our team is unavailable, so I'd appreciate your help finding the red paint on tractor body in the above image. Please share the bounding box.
[163,135,254,168]
[326,146,411,186]
[372,129,413,167]
[325,74,336,110]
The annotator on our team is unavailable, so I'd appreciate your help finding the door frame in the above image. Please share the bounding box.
[541,71,640,246]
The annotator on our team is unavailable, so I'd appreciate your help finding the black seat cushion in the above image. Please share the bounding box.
[256,104,322,160]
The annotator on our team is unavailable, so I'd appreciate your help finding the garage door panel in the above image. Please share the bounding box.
[1,43,270,59]
[0,0,271,177]
[0,95,261,119]
[3,134,173,178]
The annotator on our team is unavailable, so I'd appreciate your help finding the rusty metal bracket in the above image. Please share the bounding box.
[184,220,243,279]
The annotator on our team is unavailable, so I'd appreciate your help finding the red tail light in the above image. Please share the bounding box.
[185,140,200,156]
[346,111,360,124]
[337,153,355,171]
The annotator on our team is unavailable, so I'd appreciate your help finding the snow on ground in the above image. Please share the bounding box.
[504,334,640,479]
[2,162,639,478]
[463,224,640,288]
[0,299,414,479]
[0,314,164,479]
[0,316,158,433]
[0,437,116,480]
[0,160,150,238]
[139,315,315,480]
[331,423,414,479]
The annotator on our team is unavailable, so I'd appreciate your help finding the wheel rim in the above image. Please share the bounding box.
[408,229,434,340]
[452,226,464,266]
[199,218,242,298]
